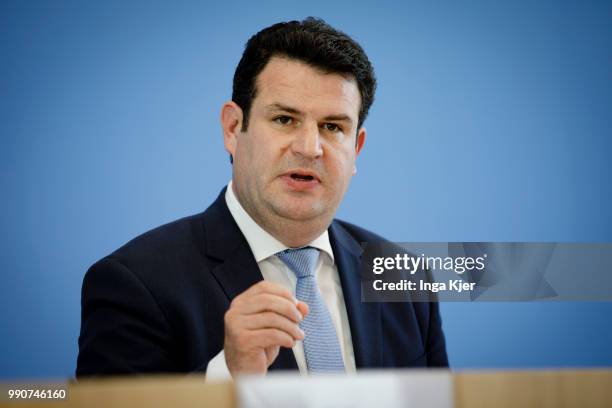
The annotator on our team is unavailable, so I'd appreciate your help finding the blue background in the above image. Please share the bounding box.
[2,1,611,379]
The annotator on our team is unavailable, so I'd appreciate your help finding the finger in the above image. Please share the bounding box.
[241,312,305,340]
[239,293,304,323]
[249,328,296,349]
[242,280,297,303]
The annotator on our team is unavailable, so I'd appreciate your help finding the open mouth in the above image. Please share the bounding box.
[290,173,315,181]
[282,170,320,190]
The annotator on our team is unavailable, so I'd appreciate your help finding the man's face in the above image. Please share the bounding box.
[225,56,366,237]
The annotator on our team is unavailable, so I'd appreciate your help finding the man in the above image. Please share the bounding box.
[77,17,448,377]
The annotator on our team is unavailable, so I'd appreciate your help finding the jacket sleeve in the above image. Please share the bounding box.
[76,257,176,377]
[425,300,449,367]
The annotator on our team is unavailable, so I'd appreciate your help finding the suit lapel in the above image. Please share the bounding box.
[329,221,382,369]
[201,190,381,371]
[202,189,298,371]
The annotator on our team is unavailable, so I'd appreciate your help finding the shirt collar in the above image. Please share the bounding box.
[225,180,335,263]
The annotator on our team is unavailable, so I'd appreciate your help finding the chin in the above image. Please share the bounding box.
[271,201,327,222]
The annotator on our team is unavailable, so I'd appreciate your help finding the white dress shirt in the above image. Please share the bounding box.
[205,181,356,379]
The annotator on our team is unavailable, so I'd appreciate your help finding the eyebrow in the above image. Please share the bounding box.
[266,103,354,125]
[322,113,353,124]
[266,103,302,115]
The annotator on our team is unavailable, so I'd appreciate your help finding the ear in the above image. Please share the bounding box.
[353,127,367,175]
[355,127,367,156]
[220,101,244,158]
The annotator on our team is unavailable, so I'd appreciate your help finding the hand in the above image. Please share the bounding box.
[223,281,309,376]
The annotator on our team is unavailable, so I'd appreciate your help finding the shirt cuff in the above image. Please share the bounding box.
[205,349,232,381]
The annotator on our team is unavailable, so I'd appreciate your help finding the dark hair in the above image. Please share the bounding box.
[232,17,376,132]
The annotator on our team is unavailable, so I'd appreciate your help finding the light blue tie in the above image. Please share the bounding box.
[276,247,345,372]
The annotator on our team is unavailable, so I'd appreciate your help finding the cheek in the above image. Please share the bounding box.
[325,151,355,180]
[248,128,282,158]
[238,133,263,163]
[240,132,284,177]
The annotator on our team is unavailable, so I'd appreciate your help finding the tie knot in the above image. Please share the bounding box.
[276,247,320,279]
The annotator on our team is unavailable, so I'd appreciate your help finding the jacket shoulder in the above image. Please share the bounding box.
[109,212,205,261]
[333,218,390,244]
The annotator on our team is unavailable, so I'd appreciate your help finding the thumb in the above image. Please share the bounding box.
[297,301,309,319]
[265,345,280,366]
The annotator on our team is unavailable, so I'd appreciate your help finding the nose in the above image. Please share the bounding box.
[291,122,323,159]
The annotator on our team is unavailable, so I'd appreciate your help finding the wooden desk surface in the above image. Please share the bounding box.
[2,369,611,408]
[454,369,612,408]
[1,375,232,408]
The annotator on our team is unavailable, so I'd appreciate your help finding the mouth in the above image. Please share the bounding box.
[284,169,321,182]
[290,173,315,181]
[281,169,321,191]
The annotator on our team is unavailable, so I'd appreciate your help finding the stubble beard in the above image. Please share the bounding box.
[237,179,336,247]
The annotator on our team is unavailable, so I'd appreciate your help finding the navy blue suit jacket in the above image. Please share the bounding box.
[77,188,448,376]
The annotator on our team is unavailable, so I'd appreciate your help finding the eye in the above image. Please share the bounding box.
[323,123,342,132]
[274,116,293,125]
